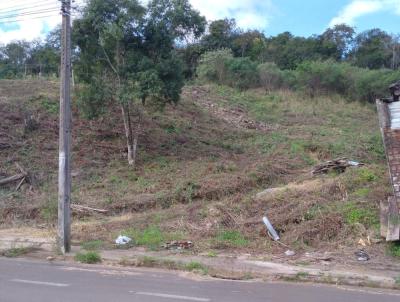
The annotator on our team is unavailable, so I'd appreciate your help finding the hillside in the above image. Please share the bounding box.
[1,79,398,264]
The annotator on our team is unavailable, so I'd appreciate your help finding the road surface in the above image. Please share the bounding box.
[0,258,399,302]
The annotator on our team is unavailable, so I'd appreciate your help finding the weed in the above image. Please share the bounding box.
[216,230,248,247]
[137,256,158,267]
[357,168,378,182]
[1,247,31,258]
[395,275,400,285]
[81,240,104,251]
[40,98,59,114]
[296,271,310,278]
[74,251,102,264]
[136,256,182,270]
[206,251,217,257]
[367,133,385,160]
[242,272,254,280]
[342,203,378,227]
[353,188,371,198]
[185,261,208,275]
[388,242,400,258]
[296,261,311,266]
[40,198,58,222]
[174,181,199,203]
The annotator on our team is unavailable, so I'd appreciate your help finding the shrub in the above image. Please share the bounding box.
[185,261,208,274]
[294,60,352,96]
[388,242,400,258]
[74,251,102,264]
[224,57,258,90]
[197,50,258,90]
[258,62,284,92]
[197,49,233,84]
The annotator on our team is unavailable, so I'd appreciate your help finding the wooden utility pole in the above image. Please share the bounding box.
[58,0,72,254]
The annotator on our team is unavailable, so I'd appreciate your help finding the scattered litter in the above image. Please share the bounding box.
[262,216,280,241]
[358,238,367,247]
[284,250,296,256]
[115,235,132,245]
[358,237,372,247]
[162,240,193,250]
[311,158,364,175]
[355,249,370,261]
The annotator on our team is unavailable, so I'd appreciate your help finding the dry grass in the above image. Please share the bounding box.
[0,80,390,259]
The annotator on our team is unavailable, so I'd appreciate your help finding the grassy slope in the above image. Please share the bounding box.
[0,79,395,259]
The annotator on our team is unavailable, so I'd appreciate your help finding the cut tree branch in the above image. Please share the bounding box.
[71,204,108,214]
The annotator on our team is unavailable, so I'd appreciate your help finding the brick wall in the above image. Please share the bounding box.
[383,129,400,198]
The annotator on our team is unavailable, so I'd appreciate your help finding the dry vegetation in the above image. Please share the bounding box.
[0,79,395,261]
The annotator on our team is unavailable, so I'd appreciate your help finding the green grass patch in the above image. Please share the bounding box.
[74,251,102,264]
[342,203,378,227]
[353,188,371,198]
[40,97,59,114]
[357,168,378,182]
[216,230,248,247]
[185,261,208,275]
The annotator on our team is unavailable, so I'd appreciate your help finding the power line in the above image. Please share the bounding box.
[0,13,60,24]
[0,0,55,12]
[0,11,61,23]
[0,8,60,20]
[0,2,59,15]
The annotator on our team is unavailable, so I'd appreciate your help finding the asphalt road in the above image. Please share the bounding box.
[0,258,399,302]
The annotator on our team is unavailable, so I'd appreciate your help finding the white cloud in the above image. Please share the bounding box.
[190,0,275,30]
[329,0,400,27]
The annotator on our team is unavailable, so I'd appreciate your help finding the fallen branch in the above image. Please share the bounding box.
[71,204,108,214]
[0,173,26,186]
[15,177,26,191]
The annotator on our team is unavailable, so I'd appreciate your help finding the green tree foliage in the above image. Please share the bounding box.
[0,26,60,78]
[197,49,233,83]
[197,49,258,90]
[224,57,258,90]
[73,0,206,166]
[321,24,355,59]
[258,62,285,92]
[200,19,238,50]
[351,29,393,69]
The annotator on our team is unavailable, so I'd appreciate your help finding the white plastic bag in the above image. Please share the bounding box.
[115,235,132,245]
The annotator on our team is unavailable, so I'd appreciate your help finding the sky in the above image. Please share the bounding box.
[0,0,400,44]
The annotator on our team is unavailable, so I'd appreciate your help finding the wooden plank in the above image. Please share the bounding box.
[386,196,400,241]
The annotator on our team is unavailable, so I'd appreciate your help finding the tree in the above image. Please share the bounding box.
[201,19,237,50]
[232,30,265,58]
[0,41,31,77]
[74,0,205,167]
[321,24,355,59]
[351,29,393,69]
